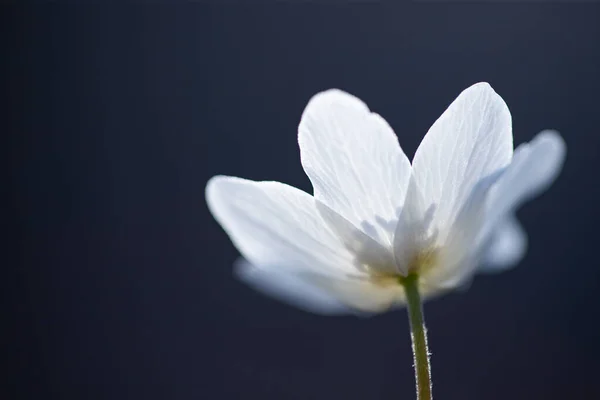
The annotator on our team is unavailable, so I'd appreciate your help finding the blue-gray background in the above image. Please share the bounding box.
[7,6,600,400]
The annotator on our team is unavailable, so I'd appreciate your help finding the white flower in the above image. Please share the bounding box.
[206,83,565,315]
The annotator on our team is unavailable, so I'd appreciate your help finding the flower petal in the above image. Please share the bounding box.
[420,170,504,289]
[483,130,566,233]
[480,214,527,272]
[316,201,396,275]
[298,89,412,247]
[425,131,565,287]
[206,176,355,275]
[236,259,402,315]
[393,176,438,275]
[411,82,513,240]
[308,273,403,314]
[234,259,349,315]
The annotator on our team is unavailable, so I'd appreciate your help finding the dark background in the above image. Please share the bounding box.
[7,5,600,400]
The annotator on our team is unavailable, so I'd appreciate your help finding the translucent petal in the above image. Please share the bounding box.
[236,259,402,315]
[393,176,437,275]
[432,131,565,285]
[298,89,412,247]
[234,259,349,315]
[480,215,527,272]
[411,82,513,240]
[483,130,566,235]
[309,274,403,314]
[420,170,503,289]
[206,176,356,275]
[316,201,396,275]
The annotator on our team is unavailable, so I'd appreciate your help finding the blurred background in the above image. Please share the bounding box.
[6,5,600,400]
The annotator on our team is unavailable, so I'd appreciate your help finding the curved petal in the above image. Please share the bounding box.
[236,259,403,315]
[480,214,528,272]
[234,259,349,315]
[393,176,438,275]
[429,131,565,287]
[419,170,504,289]
[411,83,513,241]
[483,130,566,233]
[298,89,412,247]
[316,201,396,275]
[206,176,356,275]
[308,273,403,314]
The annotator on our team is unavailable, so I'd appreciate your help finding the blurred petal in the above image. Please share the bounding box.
[237,259,403,315]
[206,176,355,274]
[411,83,513,240]
[309,274,403,314]
[483,130,566,233]
[298,89,412,246]
[234,259,349,315]
[481,215,528,272]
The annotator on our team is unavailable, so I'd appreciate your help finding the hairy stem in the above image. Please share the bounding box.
[401,273,432,400]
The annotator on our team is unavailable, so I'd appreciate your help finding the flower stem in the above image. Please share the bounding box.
[401,273,432,400]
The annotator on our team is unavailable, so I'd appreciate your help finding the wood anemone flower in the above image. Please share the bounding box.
[206,83,565,316]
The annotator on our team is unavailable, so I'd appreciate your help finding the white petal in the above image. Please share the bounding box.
[483,130,566,233]
[420,170,503,289]
[309,274,403,314]
[393,176,438,275]
[298,89,412,247]
[206,176,355,274]
[234,259,349,315]
[480,215,528,272]
[316,201,396,274]
[236,259,402,315]
[429,131,565,286]
[411,82,513,240]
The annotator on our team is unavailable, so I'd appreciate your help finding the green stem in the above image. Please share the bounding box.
[401,273,432,400]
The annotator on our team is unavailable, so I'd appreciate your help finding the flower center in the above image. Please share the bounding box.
[367,247,440,287]
[408,248,439,275]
